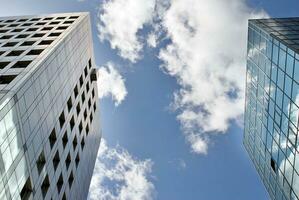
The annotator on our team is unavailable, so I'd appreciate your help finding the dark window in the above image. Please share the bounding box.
[27,28,38,31]
[41,26,53,31]
[36,151,46,174]
[18,19,27,22]
[75,153,80,167]
[0,29,9,33]
[67,97,72,111]
[49,128,57,149]
[20,41,35,46]
[81,91,85,102]
[92,88,95,98]
[49,32,61,37]
[9,24,18,27]
[88,99,91,109]
[27,49,43,56]
[39,40,53,45]
[1,35,13,39]
[74,85,78,97]
[11,28,23,32]
[68,171,74,188]
[0,75,17,84]
[69,16,79,19]
[81,138,85,150]
[56,173,64,194]
[72,136,77,150]
[3,42,18,47]
[5,19,15,23]
[16,34,29,39]
[32,33,44,38]
[0,62,10,69]
[70,116,75,131]
[59,111,65,128]
[7,50,24,56]
[84,66,88,77]
[41,175,50,198]
[53,151,60,170]
[62,193,67,200]
[85,124,89,136]
[76,103,81,115]
[79,122,83,133]
[57,17,66,20]
[30,18,40,21]
[65,152,71,169]
[88,59,92,69]
[93,102,97,112]
[50,21,59,25]
[90,113,93,123]
[271,158,276,172]
[83,109,87,120]
[36,22,46,26]
[79,75,83,87]
[62,131,68,148]
[0,51,4,56]
[86,82,90,92]
[22,23,33,26]
[12,60,31,68]
[64,20,74,24]
[57,26,68,30]
[43,17,53,20]
[20,177,32,200]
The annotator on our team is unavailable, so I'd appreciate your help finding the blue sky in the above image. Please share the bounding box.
[1,0,299,199]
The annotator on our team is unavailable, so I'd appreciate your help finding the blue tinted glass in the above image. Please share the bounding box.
[270,81,276,100]
[284,75,292,98]
[271,65,277,82]
[266,40,272,59]
[282,95,290,116]
[272,45,279,65]
[254,30,260,49]
[277,68,284,90]
[278,49,286,71]
[286,54,294,78]
[291,81,299,103]
[294,59,299,84]
[276,88,283,109]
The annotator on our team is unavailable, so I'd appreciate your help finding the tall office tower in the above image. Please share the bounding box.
[0,13,101,200]
[244,18,299,200]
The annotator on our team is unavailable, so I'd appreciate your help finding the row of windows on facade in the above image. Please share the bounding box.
[0,15,79,24]
[19,58,96,200]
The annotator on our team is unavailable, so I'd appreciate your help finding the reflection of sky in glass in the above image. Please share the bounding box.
[245,20,299,199]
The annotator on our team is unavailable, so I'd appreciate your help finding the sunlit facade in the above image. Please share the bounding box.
[244,18,299,200]
[0,13,101,200]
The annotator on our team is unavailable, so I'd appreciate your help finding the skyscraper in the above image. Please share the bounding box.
[0,13,101,200]
[244,18,299,200]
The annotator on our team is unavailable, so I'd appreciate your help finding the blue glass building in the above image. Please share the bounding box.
[244,18,299,200]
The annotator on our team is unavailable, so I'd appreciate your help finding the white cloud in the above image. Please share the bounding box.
[97,62,127,106]
[158,0,267,154]
[88,139,155,200]
[147,32,157,48]
[97,0,156,62]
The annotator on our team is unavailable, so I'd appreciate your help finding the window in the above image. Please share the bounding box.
[30,18,40,21]
[26,28,38,32]
[36,22,46,26]
[62,131,68,148]
[5,19,15,23]
[49,128,57,149]
[0,75,17,84]
[86,125,89,136]
[1,35,13,39]
[81,91,85,102]
[79,122,83,133]
[81,138,85,150]
[56,173,64,194]
[88,59,92,69]
[59,111,65,128]
[11,28,23,32]
[84,109,87,120]
[9,24,18,27]
[50,21,60,25]
[84,66,88,77]
[74,85,78,97]
[57,26,68,30]
[75,153,80,167]
[93,102,97,112]
[0,51,3,56]
[36,151,46,174]
[39,40,53,45]
[73,135,78,150]
[41,175,50,198]
[90,113,93,123]
[53,150,60,170]
[20,41,35,46]
[92,88,95,98]
[32,33,44,38]
[79,75,83,87]
[68,171,74,188]
[44,17,53,20]
[76,103,81,115]
[49,32,61,37]
[57,17,66,20]
[20,178,32,200]
[88,99,91,109]
[7,50,24,56]
[70,116,75,131]
[41,26,53,31]
[67,97,72,111]
[0,29,9,33]
[69,16,79,19]
[91,69,97,81]
[16,34,29,39]
[62,193,67,200]
[86,81,90,92]
[22,23,33,27]
[18,19,27,22]
[12,60,31,68]
[271,158,276,172]
[65,152,71,169]
[0,62,10,69]
[64,20,74,24]
[3,42,18,47]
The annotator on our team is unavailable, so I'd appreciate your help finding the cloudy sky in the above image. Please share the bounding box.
[1,0,299,199]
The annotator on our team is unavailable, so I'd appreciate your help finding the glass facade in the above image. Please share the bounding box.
[244,18,299,200]
[0,13,101,200]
